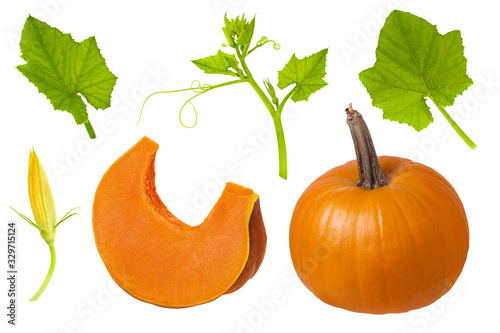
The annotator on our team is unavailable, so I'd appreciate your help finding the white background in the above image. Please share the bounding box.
[1,0,499,332]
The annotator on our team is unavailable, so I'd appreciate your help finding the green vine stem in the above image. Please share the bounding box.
[137,17,306,180]
[272,116,287,179]
[237,49,288,179]
[429,97,477,149]
[139,70,291,179]
[29,241,56,301]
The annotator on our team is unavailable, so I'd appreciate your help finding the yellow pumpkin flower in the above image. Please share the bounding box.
[10,148,79,301]
[27,149,57,242]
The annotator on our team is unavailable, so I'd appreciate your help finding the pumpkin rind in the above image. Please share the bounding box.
[289,156,469,314]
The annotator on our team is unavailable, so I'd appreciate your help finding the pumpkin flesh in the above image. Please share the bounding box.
[93,137,267,308]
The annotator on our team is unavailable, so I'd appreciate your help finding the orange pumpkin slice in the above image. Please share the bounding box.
[92,136,267,308]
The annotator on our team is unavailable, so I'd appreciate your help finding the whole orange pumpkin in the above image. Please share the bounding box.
[289,104,469,314]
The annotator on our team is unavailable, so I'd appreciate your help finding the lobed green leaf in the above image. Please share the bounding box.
[359,10,473,131]
[17,16,117,126]
[192,50,240,77]
[277,48,328,102]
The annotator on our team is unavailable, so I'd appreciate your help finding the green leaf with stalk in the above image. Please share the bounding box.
[138,14,328,179]
[10,149,79,301]
[16,16,117,139]
[359,10,476,149]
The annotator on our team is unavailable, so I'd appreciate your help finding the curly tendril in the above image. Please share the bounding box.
[190,80,212,93]
[136,81,215,128]
[257,36,280,50]
[137,79,245,129]
[223,36,280,53]
[178,101,198,128]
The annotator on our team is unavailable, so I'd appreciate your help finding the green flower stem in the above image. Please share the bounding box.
[430,98,477,150]
[84,120,96,139]
[238,50,288,179]
[30,241,56,301]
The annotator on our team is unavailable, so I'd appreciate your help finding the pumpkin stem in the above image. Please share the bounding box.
[346,103,389,190]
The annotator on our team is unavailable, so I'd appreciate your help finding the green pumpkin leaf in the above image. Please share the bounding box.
[359,10,473,132]
[17,16,117,138]
[277,48,328,102]
[192,50,239,77]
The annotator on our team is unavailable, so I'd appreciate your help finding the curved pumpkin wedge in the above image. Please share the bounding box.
[92,136,267,308]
